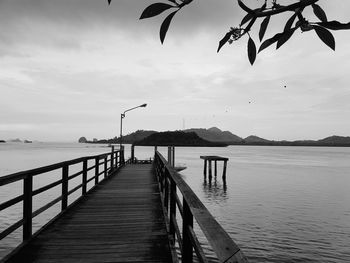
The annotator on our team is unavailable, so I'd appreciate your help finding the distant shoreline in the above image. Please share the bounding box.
[80,128,350,148]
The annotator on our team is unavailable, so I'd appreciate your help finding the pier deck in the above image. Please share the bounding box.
[4,164,173,263]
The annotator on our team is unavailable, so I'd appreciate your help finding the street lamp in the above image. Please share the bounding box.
[120,103,147,150]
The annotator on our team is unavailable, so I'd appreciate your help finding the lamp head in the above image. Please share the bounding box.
[140,103,147,107]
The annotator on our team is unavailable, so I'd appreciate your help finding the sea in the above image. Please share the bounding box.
[1,142,350,262]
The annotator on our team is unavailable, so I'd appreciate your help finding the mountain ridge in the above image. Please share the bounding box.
[82,127,350,147]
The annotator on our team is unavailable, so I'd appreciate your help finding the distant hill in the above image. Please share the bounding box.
[244,135,271,144]
[83,128,350,147]
[134,131,228,147]
[8,138,22,142]
[86,130,157,144]
[120,130,157,144]
[317,135,350,146]
[184,127,243,144]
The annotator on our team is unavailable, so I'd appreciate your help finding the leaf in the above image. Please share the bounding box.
[140,3,174,19]
[276,28,296,49]
[314,26,335,50]
[258,32,283,53]
[284,13,296,32]
[317,20,350,31]
[241,13,253,26]
[247,37,257,65]
[312,4,327,22]
[217,32,232,53]
[238,0,254,14]
[259,16,270,41]
[107,0,111,4]
[160,10,177,44]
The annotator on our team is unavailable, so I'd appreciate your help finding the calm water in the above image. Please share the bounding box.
[1,143,350,262]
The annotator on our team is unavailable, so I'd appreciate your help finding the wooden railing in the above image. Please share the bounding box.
[0,148,124,243]
[153,151,248,263]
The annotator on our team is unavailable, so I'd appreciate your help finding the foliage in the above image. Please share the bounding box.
[108,0,350,65]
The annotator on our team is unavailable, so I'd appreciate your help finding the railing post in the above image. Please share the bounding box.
[121,146,125,165]
[23,175,33,240]
[131,145,135,164]
[116,151,119,167]
[182,199,193,263]
[110,146,115,171]
[164,173,169,212]
[95,157,99,185]
[168,146,172,167]
[169,178,176,239]
[82,159,87,195]
[62,165,68,211]
[104,156,108,178]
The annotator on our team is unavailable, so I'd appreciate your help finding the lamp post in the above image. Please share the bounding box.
[119,103,147,150]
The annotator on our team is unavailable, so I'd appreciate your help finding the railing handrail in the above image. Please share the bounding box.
[154,150,248,263]
[0,148,124,253]
[0,151,116,186]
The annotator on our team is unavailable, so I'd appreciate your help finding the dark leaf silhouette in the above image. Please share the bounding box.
[317,21,350,30]
[259,32,283,53]
[259,16,270,41]
[238,0,254,14]
[276,28,296,49]
[217,32,232,53]
[107,0,111,5]
[140,3,175,19]
[284,13,296,32]
[314,26,335,50]
[160,10,177,44]
[241,3,265,27]
[247,37,257,65]
[241,13,253,26]
[312,4,327,22]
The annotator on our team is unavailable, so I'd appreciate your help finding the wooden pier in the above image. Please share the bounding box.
[1,148,247,263]
[200,155,229,180]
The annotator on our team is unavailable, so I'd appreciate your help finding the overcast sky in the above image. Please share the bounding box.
[1,0,350,142]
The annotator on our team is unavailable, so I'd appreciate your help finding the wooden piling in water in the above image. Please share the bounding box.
[200,156,229,182]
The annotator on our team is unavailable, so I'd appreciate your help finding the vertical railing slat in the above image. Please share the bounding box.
[82,159,87,195]
[169,178,177,240]
[95,157,99,185]
[110,146,115,171]
[23,175,33,240]
[182,199,194,263]
[104,156,108,178]
[61,165,69,211]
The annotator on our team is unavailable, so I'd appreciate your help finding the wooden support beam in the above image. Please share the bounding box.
[223,160,227,180]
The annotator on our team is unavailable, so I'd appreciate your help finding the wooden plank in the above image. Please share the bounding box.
[3,164,173,263]
[200,155,229,161]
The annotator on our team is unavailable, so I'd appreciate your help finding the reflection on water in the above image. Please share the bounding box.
[202,177,228,203]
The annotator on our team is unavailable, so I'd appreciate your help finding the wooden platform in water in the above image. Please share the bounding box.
[4,164,173,263]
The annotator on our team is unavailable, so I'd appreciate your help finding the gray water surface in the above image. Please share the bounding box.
[1,143,350,262]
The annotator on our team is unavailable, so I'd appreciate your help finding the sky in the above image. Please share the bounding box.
[1,0,350,142]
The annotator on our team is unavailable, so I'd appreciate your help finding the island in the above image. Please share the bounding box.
[80,127,350,147]
[0,140,5,143]
[134,131,228,147]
